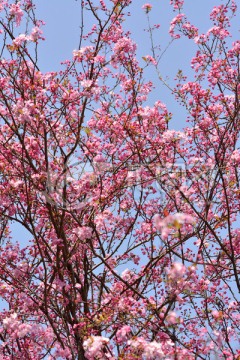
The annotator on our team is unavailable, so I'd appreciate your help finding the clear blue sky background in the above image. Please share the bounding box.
[33,0,239,124]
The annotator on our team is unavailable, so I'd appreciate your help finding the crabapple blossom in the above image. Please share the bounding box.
[154,213,195,239]
[116,325,131,343]
[142,3,152,14]
[170,0,184,11]
[83,336,110,360]
[12,33,30,46]
[0,0,238,359]
[9,2,23,26]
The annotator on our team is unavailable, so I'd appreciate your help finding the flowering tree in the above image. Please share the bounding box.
[0,0,239,359]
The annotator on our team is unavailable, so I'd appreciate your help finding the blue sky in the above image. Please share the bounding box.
[33,0,239,127]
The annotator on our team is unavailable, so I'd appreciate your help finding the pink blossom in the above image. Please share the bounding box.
[9,3,23,26]
[142,55,157,65]
[182,22,198,39]
[167,262,186,280]
[167,311,178,324]
[212,310,221,319]
[113,37,137,57]
[194,33,208,44]
[128,338,173,359]
[3,312,18,327]
[73,46,94,61]
[75,226,92,240]
[83,336,110,360]
[230,150,240,163]
[142,3,152,13]
[121,268,133,281]
[142,341,164,359]
[29,26,44,42]
[16,323,32,337]
[53,344,72,358]
[154,212,195,239]
[13,34,30,47]
[81,79,93,88]
[94,54,105,64]
[170,0,184,10]
[207,26,230,40]
[3,313,34,338]
[116,325,131,343]
[127,337,147,350]
[0,1,6,13]
[169,14,185,38]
